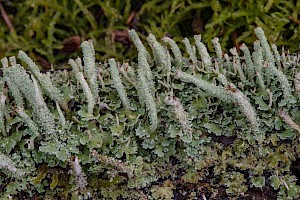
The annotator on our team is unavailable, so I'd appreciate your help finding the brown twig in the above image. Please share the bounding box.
[126,11,136,25]
[288,16,300,25]
[231,30,240,53]
[0,2,14,33]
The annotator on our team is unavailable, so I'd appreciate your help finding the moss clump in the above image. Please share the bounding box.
[0,0,299,69]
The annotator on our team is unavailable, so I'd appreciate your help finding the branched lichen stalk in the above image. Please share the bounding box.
[164,95,193,142]
[223,53,233,72]
[70,156,88,192]
[182,38,198,68]
[162,36,182,66]
[75,57,84,72]
[226,83,259,129]
[216,71,229,86]
[32,75,45,108]
[18,51,64,106]
[5,77,24,109]
[0,94,6,136]
[4,65,36,108]
[91,150,134,178]
[137,68,158,131]
[254,27,295,103]
[147,34,167,70]
[69,59,95,116]
[81,40,99,100]
[252,41,265,74]
[194,35,212,69]
[3,64,56,135]
[212,37,223,68]
[294,72,300,98]
[33,103,56,135]
[256,71,266,90]
[129,31,156,94]
[165,48,172,84]
[123,64,136,81]
[252,44,266,89]
[97,63,106,89]
[109,58,131,110]
[266,60,295,104]
[1,57,8,68]
[128,29,151,62]
[271,44,281,69]
[16,108,40,137]
[138,52,155,95]
[8,56,16,66]
[278,109,300,135]
[240,43,254,81]
[230,47,246,82]
[56,102,66,129]
[175,70,232,102]
[119,63,136,85]
[17,51,41,74]
[281,46,287,62]
[71,58,82,74]
[32,76,56,135]
[254,27,275,63]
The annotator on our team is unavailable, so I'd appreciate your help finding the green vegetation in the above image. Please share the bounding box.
[0,26,300,199]
[0,0,299,68]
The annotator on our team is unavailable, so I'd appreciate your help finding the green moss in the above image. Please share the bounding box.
[0,0,299,69]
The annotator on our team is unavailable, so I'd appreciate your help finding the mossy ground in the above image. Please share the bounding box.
[0,0,299,68]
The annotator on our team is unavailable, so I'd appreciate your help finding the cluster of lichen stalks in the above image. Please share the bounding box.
[0,26,300,198]
[127,26,300,137]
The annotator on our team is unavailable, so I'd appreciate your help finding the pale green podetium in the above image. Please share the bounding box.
[81,40,99,100]
[194,34,212,69]
[254,27,296,104]
[69,58,95,116]
[108,58,131,110]
[147,34,167,70]
[136,66,158,131]
[18,51,66,109]
[162,36,183,66]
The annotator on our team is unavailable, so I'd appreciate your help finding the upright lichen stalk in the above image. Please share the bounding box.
[254,27,296,105]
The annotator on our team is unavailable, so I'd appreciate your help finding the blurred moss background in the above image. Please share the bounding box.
[0,0,299,70]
